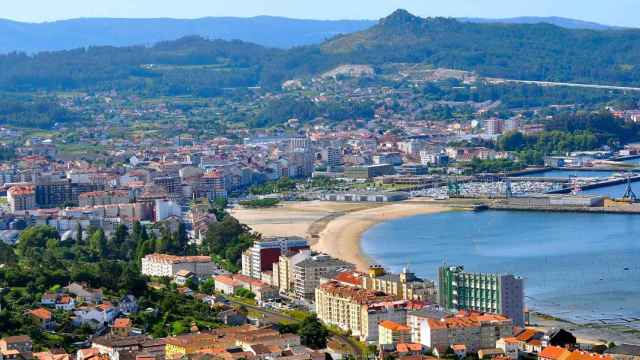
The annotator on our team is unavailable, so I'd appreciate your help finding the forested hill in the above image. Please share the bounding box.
[319,10,640,85]
[2,10,640,95]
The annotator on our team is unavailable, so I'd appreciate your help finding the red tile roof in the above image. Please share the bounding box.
[30,308,52,321]
[379,320,410,332]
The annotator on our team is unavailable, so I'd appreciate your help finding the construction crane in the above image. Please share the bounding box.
[622,175,638,202]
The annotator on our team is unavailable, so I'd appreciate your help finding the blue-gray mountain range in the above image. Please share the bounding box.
[0,15,624,53]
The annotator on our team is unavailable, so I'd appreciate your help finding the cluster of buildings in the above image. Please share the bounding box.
[1,325,326,360]
[23,282,139,333]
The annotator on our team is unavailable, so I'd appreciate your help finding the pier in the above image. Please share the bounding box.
[546,175,640,194]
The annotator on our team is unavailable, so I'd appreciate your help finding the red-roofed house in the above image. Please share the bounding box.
[111,318,132,337]
[29,308,54,329]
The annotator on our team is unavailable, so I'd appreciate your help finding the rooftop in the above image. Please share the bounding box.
[143,253,212,264]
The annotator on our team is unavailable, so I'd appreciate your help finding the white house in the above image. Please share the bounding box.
[73,303,118,326]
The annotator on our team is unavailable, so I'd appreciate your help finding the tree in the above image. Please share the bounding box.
[199,278,216,294]
[298,314,329,349]
[175,223,188,254]
[75,223,83,245]
[16,225,59,256]
[89,229,107,256]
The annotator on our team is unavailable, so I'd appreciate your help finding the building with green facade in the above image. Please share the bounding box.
[438,265,524,326]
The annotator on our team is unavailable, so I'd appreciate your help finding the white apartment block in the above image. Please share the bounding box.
[141,253,217,278]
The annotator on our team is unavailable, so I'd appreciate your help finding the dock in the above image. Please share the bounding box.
[546,175,640,194]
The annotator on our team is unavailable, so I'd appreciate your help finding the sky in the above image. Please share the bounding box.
[2,0,640,28]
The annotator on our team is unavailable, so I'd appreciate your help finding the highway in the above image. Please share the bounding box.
[485,77,640,92]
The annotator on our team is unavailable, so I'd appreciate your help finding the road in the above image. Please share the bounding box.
[485,77,640,92]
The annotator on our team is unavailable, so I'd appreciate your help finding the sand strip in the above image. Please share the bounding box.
[313,202,451,271]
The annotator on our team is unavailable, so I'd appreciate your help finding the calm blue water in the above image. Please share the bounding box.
[582,182,635,198]
[362,211,640,323]
[528,170,614,178]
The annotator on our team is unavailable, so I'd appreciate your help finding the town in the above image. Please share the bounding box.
[1,6,640,360]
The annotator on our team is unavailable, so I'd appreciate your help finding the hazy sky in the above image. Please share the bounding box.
[3,0,640,27]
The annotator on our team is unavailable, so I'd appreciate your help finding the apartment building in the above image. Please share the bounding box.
[362,265,437,302]
[315,280,407,342]
[438,265,525,326]
[7,185,36,212]
[241,236,309,279]
[141,253,217,278]
[418,311,513,353]
[78,190,130,207]
[378,320,411,346]
[293,253,354,301]
[34,174,73,208]
[273,250,312,294]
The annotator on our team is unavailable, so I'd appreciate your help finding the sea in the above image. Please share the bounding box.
[361,210,640,325]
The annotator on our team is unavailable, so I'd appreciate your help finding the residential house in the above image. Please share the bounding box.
[74,303,118,327]
[111,318,133,337]
[29,308,54,330]
[174,270,195,286]
[118,295,139,314]
[65,282,103,304]
[496,337,520,360]
[55,295,76,311]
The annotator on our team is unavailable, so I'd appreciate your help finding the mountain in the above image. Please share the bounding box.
[2,10,640,95]
[0,14,625,54]
[460,16,622,31]
[0,16,376,53]
[317,10,640,84]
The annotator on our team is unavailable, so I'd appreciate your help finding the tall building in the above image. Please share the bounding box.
[438,265,525,326]
[199,172,227,200]
[152,175,181,197]
[287,149,314,178]
[34,174,73,208]
[274,250,313,295]
[293,253,354,301]
[485,118,504,136]
[322,147,343,169]
[7,185,36,212]
[241,237,309,279]
[315,280,407,342]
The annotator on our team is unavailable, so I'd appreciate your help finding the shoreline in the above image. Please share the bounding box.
[311,201,452,272]
[231,200,640,345]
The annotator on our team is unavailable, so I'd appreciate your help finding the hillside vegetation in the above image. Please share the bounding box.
[2,10,640,95]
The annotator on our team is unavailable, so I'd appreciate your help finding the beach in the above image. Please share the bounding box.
[231,200,640,345]
[231,200,452,271]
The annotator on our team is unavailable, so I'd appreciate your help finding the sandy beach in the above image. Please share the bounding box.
[231,200,451,271]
